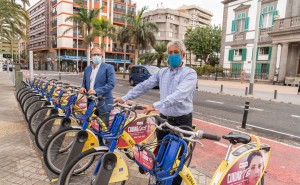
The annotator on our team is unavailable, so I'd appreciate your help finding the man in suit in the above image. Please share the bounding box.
[79,47,115,125]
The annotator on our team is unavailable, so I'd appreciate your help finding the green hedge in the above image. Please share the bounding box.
[192,65,224,76]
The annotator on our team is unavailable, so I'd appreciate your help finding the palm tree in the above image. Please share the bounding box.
[118,6,158,64]
[141,42,168,67]
[0,0,29,39]
[64,6,100,66]
[90,17,116,58]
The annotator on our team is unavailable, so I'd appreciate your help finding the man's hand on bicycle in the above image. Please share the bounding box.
[144,105,155,115]
[79,87,87,94]
[114,97,124,104]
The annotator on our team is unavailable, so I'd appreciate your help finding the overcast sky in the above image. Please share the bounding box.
[28,0,223,26]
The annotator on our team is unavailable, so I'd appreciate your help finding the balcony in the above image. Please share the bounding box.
[259,27,272,43]
[52,21,57,27]
[114,8,126,14]
[73,44,85,49]
[272,16,300,32]
[112,48,134,53]
[52,0,57,6]
[233,32,245,41]
[113,18,125,23]
[52,11,57,17]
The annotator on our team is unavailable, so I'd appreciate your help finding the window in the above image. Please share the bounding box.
[169,32,173,37]
[260,5,278,28]
[232,12,249,32]
[257,46,272,60]
[259,47,269,55]
[228,48,247,61]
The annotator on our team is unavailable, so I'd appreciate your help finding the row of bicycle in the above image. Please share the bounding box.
[16,76,270,185]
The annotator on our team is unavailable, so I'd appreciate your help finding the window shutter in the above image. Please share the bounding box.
[266,63,270,74]
[228,49,234,61]
[256,63,262,74]
[272,10,279,26]
[268,46,272,60]
[242,48,247,61]
[244,17,249,30]
[259,14,263,28]
[231,20,237,32]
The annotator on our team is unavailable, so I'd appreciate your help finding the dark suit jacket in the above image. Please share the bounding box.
[81,63,115,113]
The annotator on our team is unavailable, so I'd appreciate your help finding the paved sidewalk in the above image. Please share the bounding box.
[0,72,50,185]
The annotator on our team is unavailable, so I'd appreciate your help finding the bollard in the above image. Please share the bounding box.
[274,90,277,99]
[245,87,248,96]
[220,84,223,93]
[59,72,61,80]
[242,101,250,129]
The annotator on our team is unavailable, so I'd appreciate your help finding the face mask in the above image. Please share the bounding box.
[168,54,181,68]
[93,56,101,65]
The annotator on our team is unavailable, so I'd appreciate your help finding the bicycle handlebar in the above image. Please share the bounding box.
[111,102,145,111]
[153,115,221,142]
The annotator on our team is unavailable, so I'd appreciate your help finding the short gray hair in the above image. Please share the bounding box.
[167,40,186,54]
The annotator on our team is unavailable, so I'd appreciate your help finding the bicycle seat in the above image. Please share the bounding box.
[222,132,251,145]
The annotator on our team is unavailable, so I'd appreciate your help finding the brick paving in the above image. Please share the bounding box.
[0,72,50,185]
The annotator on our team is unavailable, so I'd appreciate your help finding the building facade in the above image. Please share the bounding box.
[221,0,300,82]
[28,0,51,70]
[28,0,136,71]
[142,5,213,66]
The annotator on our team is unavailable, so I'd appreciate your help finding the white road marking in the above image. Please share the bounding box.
[291,115,300,118]
[238,106,264,111]
[206,100,224,104]
[116,84,124,86]
[214,141,228,148]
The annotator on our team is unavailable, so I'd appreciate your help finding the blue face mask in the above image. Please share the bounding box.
[93,56,101,65]
[168,54,181,68]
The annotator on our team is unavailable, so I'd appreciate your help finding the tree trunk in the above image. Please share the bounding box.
[134,47,138,65]
[157,58,161,68]
[87,44,91,66]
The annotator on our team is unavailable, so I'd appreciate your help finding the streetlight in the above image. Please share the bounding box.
[249,0,262,95]
[76,21,79,73]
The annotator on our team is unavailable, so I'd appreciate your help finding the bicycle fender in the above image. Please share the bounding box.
[82,129,100,152]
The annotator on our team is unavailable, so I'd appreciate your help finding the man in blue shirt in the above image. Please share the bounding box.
[114,40,197,185]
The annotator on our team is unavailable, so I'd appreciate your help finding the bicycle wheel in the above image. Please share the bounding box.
[25,100,48,122]
[21,92,37,110]
[35,115,69,150]
[18,88,30,102]
[29,107,57,135]
[20,91,35,108]
[43,127,82,174]
[16,86,29,99]
[23,95,41,116]
[59,148,126,185]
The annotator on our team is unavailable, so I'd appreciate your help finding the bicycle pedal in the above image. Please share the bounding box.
[138,166,146,174]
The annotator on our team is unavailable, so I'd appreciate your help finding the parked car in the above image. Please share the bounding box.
[129,65,160,86]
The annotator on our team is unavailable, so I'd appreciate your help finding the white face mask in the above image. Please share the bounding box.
[93,56,101,65]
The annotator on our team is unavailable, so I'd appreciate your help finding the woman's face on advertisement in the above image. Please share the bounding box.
[248,156,264,184]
